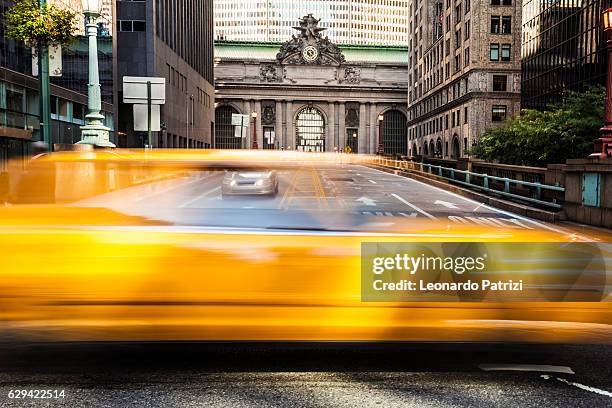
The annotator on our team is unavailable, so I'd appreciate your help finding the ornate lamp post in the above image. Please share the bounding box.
[77,0,115,147]
[377,114,384,155]
[591,8,612,157]
[251,111,258,149]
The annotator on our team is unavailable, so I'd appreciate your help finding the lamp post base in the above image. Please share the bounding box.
[77,124,116,148]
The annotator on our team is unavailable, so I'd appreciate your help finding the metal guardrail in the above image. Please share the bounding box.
[371,157,564,210]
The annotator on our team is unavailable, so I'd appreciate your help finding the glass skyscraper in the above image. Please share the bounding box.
[214,0,409,46]
[522,0,608,109]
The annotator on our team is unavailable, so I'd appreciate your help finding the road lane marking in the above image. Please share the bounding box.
[391,193,437,220]
[178,186,221,208]
[541,375,612,397]
[434,199,459,209]
[479,364,574,374]
[473,202,485,212]
[361,165,569,235]
[368,179,377,184]
[399,212,417,218]
[356,197,377,206]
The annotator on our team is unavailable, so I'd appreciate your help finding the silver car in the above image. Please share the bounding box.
[222,170,279,197]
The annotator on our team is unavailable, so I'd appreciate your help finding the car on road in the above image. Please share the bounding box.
[222,170,279,197]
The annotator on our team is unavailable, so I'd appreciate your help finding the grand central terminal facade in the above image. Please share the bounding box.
[213,15,409,154]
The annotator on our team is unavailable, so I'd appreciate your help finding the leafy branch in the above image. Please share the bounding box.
[4,0,77,48]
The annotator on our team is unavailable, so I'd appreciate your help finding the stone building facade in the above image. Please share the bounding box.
[407,0,522,159]
[214,15,408,154]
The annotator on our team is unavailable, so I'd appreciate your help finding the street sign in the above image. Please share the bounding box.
[122,76,166,104]
[231,113,250,126]
[32,45,62,77]
[133,104,161,131]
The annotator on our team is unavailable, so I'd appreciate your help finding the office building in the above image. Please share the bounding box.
[214,0,409,46]
[116,0,214,148]
[407,0,522,159]
[522,0,607,109]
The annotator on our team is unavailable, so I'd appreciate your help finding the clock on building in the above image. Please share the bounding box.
[302,45,319,63]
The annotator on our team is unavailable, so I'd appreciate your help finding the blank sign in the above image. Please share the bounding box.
[133,104,161,131]
[123,76,166,105]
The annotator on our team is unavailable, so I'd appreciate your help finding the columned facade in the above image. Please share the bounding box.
[213,15,408,154]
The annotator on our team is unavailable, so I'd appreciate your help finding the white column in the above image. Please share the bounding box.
[243,100,252,149]
[327,102,335,152]
[254,100,262,148]
[369,103,377,154]
[286,100,294,150]
[338,102,345,151]
[358,103,367,154]
[275,100,283,149]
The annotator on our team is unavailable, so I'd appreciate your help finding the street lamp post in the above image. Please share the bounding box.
[251,111,258,149]
[591,8,612,158]
[377,114,384,155]
[76,0,115,148]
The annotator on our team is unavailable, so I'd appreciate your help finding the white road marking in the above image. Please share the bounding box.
[391,193,437,220]
[399,212,418,218]
[178,186,221,208]
[360,165,569,235]
[479,364,574,374]
[368,179,377,184]
[356,197,377,206]
[473,202,485,212]
[541,375,612,397]
[434,199,459,209]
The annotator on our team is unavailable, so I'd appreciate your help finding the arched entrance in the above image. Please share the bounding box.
[215,105,242,149]
[296,107,325,152]
[429,141,435,157]
[411,143,417,157]
[435,138,443,157]
[381,110,407,155]
[451,135,461,159]
[423,142,429,156]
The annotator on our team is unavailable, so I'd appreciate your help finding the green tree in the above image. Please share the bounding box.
[4,0,77,48]
[471,87,605,166]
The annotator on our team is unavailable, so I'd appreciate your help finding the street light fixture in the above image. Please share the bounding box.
[591,8,612,157]
[377,114,384,155]
[251,111,258,149]
[76,0,115,147]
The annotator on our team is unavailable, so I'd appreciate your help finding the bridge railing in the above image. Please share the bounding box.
[369,156,564,210]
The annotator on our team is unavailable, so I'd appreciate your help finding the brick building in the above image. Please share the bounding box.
[406,0,522,159]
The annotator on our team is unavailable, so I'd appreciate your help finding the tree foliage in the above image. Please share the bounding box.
[471,87,605,166]
[4,0,77,48]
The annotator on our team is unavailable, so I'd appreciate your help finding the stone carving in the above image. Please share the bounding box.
[478,72,487,91]
[512,73,521,92]
[341,66,361,84]
[259,64,279,82]
[262,105,275,125]
[276,14,346,66]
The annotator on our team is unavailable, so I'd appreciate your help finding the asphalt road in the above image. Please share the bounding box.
[78,164,586,236]
[0,343,610,407]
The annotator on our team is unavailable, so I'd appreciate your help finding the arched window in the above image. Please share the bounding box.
[215,105,242,149]
[451,135,461,159]
[296,107,325,152]
[423,142,429,156]
[436,138,443,157]
[429,141,435,157]
[381,110,407,155]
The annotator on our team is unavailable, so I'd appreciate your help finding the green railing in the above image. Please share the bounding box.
[371,157,564,210]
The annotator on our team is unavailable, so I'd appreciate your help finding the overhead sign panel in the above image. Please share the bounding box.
[122,76,166,105]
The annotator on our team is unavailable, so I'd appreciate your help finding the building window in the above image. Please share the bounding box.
[464,47,470,67]
[119,20,146,32]
[446,15,451,32]
[501,44,511,61]
[465,20,470,39]
[464,107,468,124]
[455,29,461,47]
[490,43,500,60]
[455,54,461,71]
[492,105,507,122]
[491,16,500,34]
[493,75,507,91]
[465,0,471,13]
[455,4,462,22]
[501,16,512,33]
